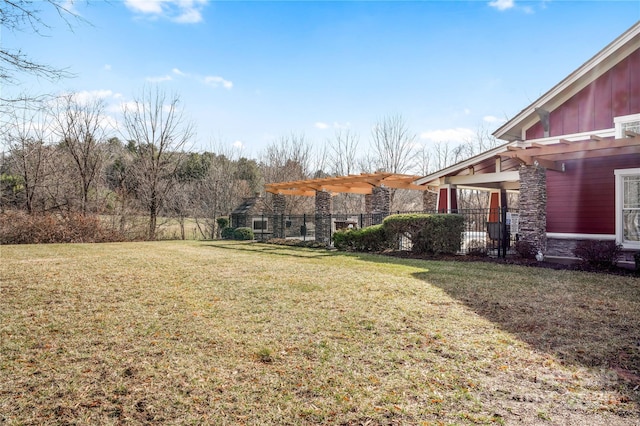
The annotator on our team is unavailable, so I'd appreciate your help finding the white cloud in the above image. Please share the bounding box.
[125,0,163,14]
[333,121,351,129]
[172,68,187,76]
[420,128,475,142]
[488,0,515,11]
[146,75,173,83]
[315,121,351,130]
[124,0,208,24]
[233,140,244,149]
[204,75,233,89]
[483,115,505,124]
[119,100,139,113]
[73,90,122,105]
[463,108,471,115]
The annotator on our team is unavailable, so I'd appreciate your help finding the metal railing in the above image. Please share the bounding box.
[246,208,519,257]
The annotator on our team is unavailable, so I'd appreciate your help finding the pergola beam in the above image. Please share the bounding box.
[500,134,640,171]
[264,172,427,196]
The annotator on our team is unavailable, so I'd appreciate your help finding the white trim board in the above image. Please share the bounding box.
[546,233,616,240]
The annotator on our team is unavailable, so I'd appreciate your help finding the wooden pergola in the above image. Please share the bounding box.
[500,131,640,171]
[264,172,428,196]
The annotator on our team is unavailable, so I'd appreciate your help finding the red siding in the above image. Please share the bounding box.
[546,154,640,234]
[594,70,613,130]
[525,48,640,139]
[527,121,544,139]
[630,49,640,112]
[612,57,630,117]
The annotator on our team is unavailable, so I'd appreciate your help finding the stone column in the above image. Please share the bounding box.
[422,190,438,212]
[371,186,390,224]
[272,193,286,239]
[364,193,373,214]
[314,190,332,245]
[518,164,547,253]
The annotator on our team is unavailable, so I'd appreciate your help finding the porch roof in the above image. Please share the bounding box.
[415,132,640,190]
[264,172,428,197]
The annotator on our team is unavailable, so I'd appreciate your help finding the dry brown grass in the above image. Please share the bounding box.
[1,240,638,425]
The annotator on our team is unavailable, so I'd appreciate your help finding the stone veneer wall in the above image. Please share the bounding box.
[547,238,638,265]
[364,193,373,214]
[315,190,332,244]
[518,164,547,253]
[422,190,438,212]
[372,186,390,215]
[272,194,286,239]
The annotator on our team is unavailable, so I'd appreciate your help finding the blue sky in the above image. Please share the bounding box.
[5,0,640,157]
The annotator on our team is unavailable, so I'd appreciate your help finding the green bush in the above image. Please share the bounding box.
[333,224,388,252]
[422,214,464,255]
[383,213,463,255]
[221,226,235,240]
[233,227,254,241]
[216,217,229,229]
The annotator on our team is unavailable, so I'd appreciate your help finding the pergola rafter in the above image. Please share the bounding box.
[264,172,428,196]
[500,133,640,171]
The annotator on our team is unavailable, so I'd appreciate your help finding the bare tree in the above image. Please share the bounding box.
[120,87,195,240]
[328,129,362,212]
[329,129,359,176]
[370,114,417,174]
[52,93,110,214]
[259,133,313,214]
[1,0,85,106]
[2,101,54,213]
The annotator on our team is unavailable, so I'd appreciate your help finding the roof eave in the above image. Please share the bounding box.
[414,141,514,185]
[493,21,640,142]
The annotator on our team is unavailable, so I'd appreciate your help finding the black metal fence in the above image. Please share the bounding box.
[246,208,519,257]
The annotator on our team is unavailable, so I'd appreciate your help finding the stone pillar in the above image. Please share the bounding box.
[518,164,547,253]
[371,186,391,225]
[364,193,373,214]
[422,190,438,212]
[272,193,286,239]
[314,190,332,245]
[372,186,390,214]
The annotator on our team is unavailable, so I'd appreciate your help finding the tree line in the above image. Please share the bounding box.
[1,89,502,242]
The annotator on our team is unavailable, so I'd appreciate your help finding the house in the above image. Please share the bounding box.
[231,194,270,232]
[416,22,640,266]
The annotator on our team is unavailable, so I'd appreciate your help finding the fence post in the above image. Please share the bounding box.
[500,206,508,258]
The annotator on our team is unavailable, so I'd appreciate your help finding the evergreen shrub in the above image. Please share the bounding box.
[332,224,388,252]
[221,227,235,240]
[233,227,254,240]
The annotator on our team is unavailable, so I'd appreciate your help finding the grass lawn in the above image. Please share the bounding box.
[1,240,639,425]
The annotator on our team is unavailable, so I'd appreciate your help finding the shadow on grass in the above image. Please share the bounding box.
[411,265,640,401]
[205,241,640,400]
[203,241,338,260]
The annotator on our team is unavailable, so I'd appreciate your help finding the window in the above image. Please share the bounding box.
[252,218,268,231]
[614,113,640,138]
[615,168,640,248]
